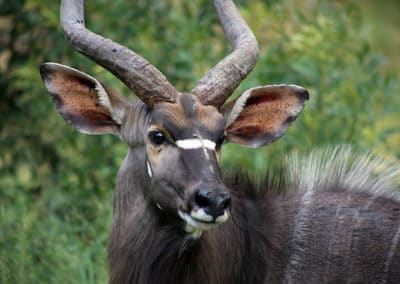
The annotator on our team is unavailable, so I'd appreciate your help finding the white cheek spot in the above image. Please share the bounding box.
[146,161,153,178]
[176,139,216,151]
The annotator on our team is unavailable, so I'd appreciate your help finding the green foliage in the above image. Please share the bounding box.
[223,0,400,175]
[0,0,399,282]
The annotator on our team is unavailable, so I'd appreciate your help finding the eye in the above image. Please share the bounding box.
[148,130,166,145]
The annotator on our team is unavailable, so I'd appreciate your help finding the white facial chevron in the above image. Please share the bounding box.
[175,139,216,150]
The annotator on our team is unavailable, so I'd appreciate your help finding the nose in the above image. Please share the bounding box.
[194,188,231,220]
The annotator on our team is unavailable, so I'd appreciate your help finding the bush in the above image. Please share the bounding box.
[0,0,399,282]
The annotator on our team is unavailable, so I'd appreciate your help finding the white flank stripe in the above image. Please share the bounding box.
[382,225,400,283]
[176,139,216,150]
[283,190,315,282]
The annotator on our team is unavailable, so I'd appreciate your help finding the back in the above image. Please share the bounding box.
[268,146,400,283]
[272,190,400,283]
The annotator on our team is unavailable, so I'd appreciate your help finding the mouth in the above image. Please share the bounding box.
[178,208,229,239]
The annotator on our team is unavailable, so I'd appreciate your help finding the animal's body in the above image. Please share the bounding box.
[108,130,400,284]
[41,0,400,283]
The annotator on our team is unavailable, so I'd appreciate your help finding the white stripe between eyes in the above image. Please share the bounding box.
[175,139,216,150]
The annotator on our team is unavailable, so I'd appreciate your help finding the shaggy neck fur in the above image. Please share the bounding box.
[108,147,281,284]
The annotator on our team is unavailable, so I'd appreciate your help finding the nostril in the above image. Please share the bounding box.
[195,190,211,208]
[218,192,231,210]
[193,189,231,220]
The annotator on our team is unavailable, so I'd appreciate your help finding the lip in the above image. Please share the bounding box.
[178,211,219,230]
[178,209,229,229]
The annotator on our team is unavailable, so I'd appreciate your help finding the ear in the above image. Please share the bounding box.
[222,84,309,147]
[40,62,128,135]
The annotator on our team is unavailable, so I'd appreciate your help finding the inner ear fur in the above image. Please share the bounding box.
[40,62,128,135]
[222,84,309,147]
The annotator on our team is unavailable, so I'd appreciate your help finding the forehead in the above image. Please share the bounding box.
[151,93,225,138]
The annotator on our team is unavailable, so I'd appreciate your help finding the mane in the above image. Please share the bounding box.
[284,144,400,200]
[222,145,400,201]
[222,167,279,198]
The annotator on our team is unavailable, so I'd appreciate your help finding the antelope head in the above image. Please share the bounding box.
[40,0,308,238]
